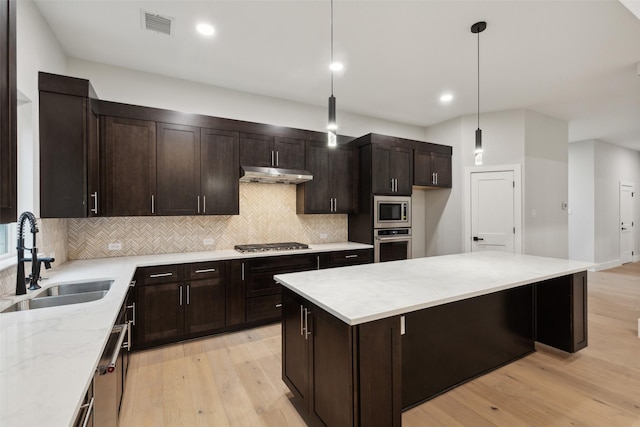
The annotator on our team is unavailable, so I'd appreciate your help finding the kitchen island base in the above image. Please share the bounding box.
[281,269,588,427]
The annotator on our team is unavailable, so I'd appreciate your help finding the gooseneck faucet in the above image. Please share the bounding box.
[16,212,54,296]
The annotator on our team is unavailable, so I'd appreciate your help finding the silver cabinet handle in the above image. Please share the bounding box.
[345,254,358,259]
[179,285,183,306]
[151,195,155,214]
[435,172,438,185]
[275,303,282,308]
[333,198,337,212]
[186,284,190,305]
[195,268,216,274]
[129,280,136,287]
[316,255,320,270]
[107,324,128,372]
[390,179,394,192]
[90,191,98,214]
[304,308,311,340]
[127,302,136,326]
[276,151,279,167]
[149,272,173,278]
[432,172,436,185]
[203,196,206,214]
[197,195,201,213]
[124,319,132,351]
[241,262,245,280]
[271,150,275,166]
[300,305,304,336]
[79,396,95,427]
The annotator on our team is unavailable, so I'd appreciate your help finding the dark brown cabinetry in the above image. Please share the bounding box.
[414,149,452,188]
[318,248,373,268]
[39,73,99,218]
[102,117,156,216]
[282,287,401,427]
[371,144,412,195]
[240,133,305,170]
[0,0,16,224]
[156,124,240,216]
[296,142,354,214]
[134,262,226,349]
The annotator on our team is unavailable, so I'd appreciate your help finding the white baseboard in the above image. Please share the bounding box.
[593,259,623,271]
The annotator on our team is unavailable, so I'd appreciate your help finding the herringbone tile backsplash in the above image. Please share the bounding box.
[68,183,347,259]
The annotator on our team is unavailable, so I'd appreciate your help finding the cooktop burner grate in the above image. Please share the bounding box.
[234,242,310,253]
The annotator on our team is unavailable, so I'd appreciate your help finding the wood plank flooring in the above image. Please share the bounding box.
[120,263,640,426]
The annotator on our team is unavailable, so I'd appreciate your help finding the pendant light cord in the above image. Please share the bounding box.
[477,30,480,129]
[330,0,334,96]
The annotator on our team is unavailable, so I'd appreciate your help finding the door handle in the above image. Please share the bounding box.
[473,236,484,241]
[622,227,627,231]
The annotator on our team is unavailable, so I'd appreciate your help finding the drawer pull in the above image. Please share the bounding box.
[194,268,216,274]
[149,272,173,278]
[275,303,282,308]
[345,254,358,259]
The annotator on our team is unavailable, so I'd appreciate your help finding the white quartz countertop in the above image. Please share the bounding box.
[0,242,371,427]
[275,251,594,326]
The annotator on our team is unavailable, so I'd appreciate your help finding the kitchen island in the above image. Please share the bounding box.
[275,251,593,427]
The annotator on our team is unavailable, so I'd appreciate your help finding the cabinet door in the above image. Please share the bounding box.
[87,100,100,217]
[371,145,392,194]
[391,147,412,195]
[240,133,273,167]
[331,146,354,213]
[103,117,156,216]
[184,277,225,335]
[135,282,183,347]
[201,128,239,215]
[299,142,331,213]
[40,92,88,218]
[0,0,16,224]
[431,152,452,188]
[156,123,200,216]
[413,149,434,187]
[282,289,310,404]
[274,136,305,170]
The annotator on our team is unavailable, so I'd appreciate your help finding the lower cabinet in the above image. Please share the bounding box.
[134,261,226,349]
[282,287,401,427]
[319,248,373,268]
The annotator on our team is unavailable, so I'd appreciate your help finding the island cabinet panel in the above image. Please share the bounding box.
[296,142,354,214]
[156,123,201,216]
[282,287,402,427]
[413,149,452,188]
[535,271,588,353]
[102,116,157,216]
[401,284,535,408]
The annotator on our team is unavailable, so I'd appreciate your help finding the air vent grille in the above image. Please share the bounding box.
[142,11,173,36]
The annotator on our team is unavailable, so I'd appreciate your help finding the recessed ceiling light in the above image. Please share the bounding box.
[440,93,454,103]
[196,23,215,36]
[329,62,344,72]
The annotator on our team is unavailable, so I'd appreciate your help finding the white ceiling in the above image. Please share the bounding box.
[34,0,640,150]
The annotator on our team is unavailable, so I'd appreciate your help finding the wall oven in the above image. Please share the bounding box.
[374,228,412,263]
[373,195,411,229]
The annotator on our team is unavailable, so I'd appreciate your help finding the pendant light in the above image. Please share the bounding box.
[471,21,486,165]
[327,0,338,147]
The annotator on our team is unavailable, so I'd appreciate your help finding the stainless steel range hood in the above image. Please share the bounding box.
[239,165,313,184]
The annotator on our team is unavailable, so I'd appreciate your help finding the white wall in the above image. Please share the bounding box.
[66,59,425,141]
[17,0,68,216]
[568,140,595,262]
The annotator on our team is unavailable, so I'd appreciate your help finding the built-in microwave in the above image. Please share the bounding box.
[373,195,411,229]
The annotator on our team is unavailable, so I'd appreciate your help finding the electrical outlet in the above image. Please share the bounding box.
[203,238,214,246]
[320,233,328,239]
[108,242,123,251]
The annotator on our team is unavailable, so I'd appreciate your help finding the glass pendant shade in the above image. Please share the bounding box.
[327,95,337,147]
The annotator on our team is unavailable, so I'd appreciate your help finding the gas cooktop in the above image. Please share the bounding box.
[234,242,310,253]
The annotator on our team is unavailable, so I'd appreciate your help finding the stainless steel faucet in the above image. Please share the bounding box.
[16,212,55,295]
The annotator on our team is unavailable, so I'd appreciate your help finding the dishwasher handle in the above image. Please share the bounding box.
[106,324,128,373]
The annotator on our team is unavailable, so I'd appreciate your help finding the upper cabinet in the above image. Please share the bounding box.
[0,0,16,223]
[102,116,157,216]
[371,144,412,195]
[39,73,99,218]
[297,142,354,214]
[413,149,452,188]
[240,133,305,170]
[200,128,239,215]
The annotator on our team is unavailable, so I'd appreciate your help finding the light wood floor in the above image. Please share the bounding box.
[120,263,640,426]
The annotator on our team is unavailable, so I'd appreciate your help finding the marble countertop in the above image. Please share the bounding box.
[275,251,594,326]
[0,242,371,427]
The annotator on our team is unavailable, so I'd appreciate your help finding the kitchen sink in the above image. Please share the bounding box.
[2,280,114,313]
[34,280,113,298]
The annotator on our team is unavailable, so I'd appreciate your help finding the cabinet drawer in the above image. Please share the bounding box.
[246,294,282,323]
[185,261,224,281]
[327,249,372,267]
[137,265,181,285]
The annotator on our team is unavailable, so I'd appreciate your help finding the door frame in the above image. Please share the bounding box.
[464,164,523,254]
[619,181,635,264]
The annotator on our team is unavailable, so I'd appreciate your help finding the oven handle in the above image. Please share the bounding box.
[375,235,412,242]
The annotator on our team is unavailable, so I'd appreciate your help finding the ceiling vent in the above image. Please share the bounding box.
[141,10,173,36]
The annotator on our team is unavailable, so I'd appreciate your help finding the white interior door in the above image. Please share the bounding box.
[620,183,634,264]
[471,171,515,253]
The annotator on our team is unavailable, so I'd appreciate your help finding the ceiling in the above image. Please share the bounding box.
[34,0,640,150]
